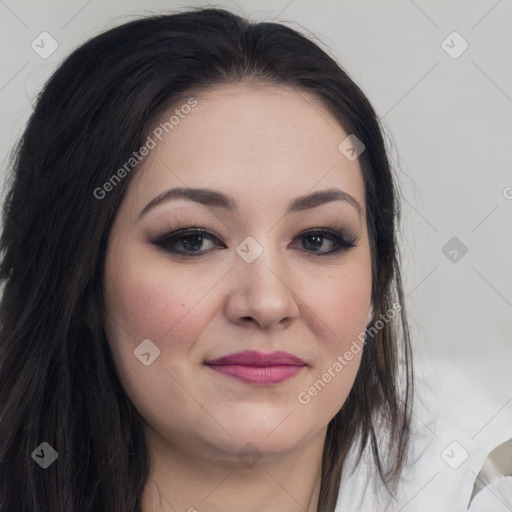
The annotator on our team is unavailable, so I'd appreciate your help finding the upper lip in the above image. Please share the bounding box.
[205,350,306,367]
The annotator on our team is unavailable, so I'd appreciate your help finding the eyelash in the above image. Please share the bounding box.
[151,225,359,258]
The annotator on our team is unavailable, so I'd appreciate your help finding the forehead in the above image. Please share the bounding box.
[128,82,366,218]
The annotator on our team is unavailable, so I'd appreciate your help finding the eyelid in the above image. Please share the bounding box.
[150,226,219,247]
[297,224,360,244]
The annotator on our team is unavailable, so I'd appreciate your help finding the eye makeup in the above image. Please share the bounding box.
[149,219,361,259]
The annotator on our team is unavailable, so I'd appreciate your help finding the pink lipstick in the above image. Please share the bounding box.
[204,350,306,385]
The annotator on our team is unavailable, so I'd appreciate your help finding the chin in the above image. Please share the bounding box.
[208,413,322,457]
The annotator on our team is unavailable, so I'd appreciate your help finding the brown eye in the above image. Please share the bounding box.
[152,228,222,256]
[293,229,358,256]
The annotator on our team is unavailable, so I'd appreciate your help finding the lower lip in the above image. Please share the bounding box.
[206,364,304,384]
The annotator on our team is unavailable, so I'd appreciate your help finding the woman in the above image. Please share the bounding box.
[0,7,413,512]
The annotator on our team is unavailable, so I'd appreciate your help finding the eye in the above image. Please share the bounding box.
[151,227,222,256]
[151,226,359,257]
[291,228,359,256]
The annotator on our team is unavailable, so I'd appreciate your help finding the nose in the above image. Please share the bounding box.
[224,242,300,331]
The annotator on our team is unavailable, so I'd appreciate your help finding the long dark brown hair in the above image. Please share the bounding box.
[0,7,413,511]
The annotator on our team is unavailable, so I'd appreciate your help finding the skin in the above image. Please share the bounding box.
[103,82,372,512]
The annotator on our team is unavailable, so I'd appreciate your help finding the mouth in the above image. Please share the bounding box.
[204,350,307,385]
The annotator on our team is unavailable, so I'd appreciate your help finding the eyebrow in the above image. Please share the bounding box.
[138,187,363,219]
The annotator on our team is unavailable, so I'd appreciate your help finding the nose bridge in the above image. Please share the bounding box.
[235,232,288,292]
[228,231,298,328]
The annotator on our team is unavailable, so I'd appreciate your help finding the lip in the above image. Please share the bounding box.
[204,350,306,385]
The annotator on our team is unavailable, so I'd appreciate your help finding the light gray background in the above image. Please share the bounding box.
[0,1,511,510]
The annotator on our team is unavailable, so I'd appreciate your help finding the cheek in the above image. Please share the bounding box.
[102,249,214,426]
[296,284,366,417]
[303,258,371,348]
[103,247,223,368]
[104,260,174,346]
[295,256,370,412]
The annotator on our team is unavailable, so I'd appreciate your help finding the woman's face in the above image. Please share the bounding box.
[103,83,372,461]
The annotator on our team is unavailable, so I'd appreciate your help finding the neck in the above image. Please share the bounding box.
[140,426,326,512]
